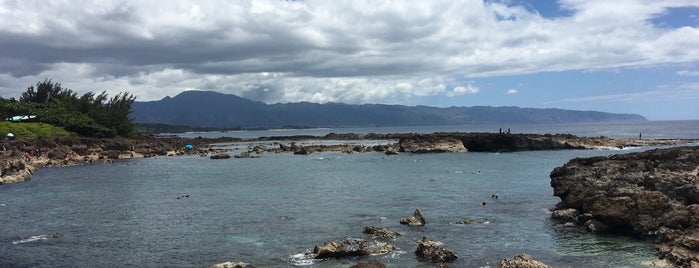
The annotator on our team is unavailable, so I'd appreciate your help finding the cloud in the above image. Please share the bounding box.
[0,0,698,104]
[448,85,480,97]
[506,89,519,95]
[543,82,699,105]
[677,70,699,76]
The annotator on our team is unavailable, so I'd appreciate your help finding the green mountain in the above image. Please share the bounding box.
[130,90,647,128]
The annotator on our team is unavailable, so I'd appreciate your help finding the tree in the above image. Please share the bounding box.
[10,80,138,138]
[20,79,75,104]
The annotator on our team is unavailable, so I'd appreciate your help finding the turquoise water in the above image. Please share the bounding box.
[1,146,663,267]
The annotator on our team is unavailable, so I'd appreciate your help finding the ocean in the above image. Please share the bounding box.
[1,120,698,267]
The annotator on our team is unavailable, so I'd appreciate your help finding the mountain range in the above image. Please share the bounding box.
[130,90,647,128]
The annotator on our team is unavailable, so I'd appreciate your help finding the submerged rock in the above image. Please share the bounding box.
[499,253,550,268]
[414,237,457,262]
[453,218,480,224]
[400,209,426,226]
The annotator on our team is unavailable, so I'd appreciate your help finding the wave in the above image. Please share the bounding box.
[12,234,57,244]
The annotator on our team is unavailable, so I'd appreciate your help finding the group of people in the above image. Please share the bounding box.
[480,193,500,206]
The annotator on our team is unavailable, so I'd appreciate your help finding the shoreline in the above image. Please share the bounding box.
[1,132,697,185]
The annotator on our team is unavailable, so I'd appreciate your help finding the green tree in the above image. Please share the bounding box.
[20,79,76,104]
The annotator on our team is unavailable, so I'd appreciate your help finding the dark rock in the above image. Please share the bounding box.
[400,209,425,226]
[499,253,550,268]
[414,237,457,262]
[363,226,401,239]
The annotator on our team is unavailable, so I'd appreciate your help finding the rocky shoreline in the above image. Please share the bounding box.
[550,145,699,267]
[2,132,695,185]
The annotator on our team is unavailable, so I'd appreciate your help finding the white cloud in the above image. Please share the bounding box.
[0,0,698,104]
[448,85,480,97]
[677,70,699,76]
[506,89,519,95]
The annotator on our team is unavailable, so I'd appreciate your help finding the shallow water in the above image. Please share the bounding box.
[0,147,661,267]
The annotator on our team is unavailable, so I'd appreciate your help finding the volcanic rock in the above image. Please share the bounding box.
[550,146,699,267]
[499,253,550,268]
[414,237,457,262]
[400,209,426,226]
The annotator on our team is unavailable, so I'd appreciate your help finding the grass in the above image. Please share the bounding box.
[0,121,74,139]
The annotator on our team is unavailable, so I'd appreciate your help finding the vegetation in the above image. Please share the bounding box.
[0,79,137,138]
[0,121,73,139]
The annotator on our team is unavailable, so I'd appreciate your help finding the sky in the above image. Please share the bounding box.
[0,0,698,120]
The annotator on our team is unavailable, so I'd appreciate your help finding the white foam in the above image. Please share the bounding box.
[12,235,48,244]
[288,252,315,266]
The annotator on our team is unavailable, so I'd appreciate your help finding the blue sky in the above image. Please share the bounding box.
[0,0,698,120]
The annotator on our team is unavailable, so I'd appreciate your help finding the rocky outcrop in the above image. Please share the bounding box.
[0,154,35,184]
[211,153,232,159]
[414,237,457,262]
[499,253,550,268]
[363,226,401,239]
[400,209,426,226]
[550,146,699,267]
[312,239,395,259]
[399,136,467,153]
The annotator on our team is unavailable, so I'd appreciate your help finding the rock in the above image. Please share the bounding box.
[363,226,401,239]
[656,244,699,268]
[551,208,579,223]
[399,136,467,153]
[234,152,251,158]
[48,145,71,159]
[313,239,395,259]
[209,261,253,268]
[414,237,457,262]
[350,261,386,268]
[550,146,699,267]
[499,253,551,268]
[211,153,231,159]
[400,209,425,226]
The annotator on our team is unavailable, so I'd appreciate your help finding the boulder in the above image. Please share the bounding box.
[313,239,395,259]
[400,209,425,226]
[363,226,401,239]
[414,237,457,262]
[499,253,550,268]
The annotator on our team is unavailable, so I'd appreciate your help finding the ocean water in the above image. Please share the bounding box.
[2,121,698,267]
